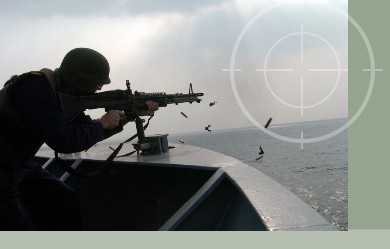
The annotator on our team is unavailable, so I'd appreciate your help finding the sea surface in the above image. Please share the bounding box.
[169,118,348,231]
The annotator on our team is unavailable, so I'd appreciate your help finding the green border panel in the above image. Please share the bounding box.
[349,0,390,229]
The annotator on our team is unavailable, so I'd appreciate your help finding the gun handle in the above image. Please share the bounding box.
[135,116,146,142]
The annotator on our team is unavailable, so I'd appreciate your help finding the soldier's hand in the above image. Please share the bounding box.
[99,110,125,129]
[136,100,159,116]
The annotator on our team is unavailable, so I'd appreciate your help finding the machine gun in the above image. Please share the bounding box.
[58,80,204,154]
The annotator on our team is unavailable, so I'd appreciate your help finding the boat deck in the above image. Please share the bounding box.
[35,143,336,231]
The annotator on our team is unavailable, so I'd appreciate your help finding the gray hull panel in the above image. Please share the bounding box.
[36,143,336,231]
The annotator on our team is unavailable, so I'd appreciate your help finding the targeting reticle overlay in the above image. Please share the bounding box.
[223,1,382,148]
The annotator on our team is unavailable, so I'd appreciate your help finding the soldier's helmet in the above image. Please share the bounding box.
[59,48,110,92]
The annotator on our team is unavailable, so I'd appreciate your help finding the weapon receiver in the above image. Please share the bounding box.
[58,80,204,155]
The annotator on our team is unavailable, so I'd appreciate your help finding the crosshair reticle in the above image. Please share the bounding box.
[222,1,382,149]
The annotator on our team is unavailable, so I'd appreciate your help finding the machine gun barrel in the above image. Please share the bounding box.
[58,82,204,122]
[57,80,204,155]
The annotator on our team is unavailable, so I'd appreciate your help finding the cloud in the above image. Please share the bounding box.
[0,0,232,18]
[0,0,348,134]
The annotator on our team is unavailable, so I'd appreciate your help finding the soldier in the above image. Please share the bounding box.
[0,48,158,230]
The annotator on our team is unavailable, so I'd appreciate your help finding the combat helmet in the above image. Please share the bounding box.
[58,48,110,92]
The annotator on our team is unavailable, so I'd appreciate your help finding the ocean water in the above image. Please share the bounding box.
[169,118,348,231]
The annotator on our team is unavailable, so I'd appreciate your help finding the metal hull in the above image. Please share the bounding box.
[35,143,336,231]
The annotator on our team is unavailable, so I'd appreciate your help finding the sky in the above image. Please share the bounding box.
[0,0,348,139]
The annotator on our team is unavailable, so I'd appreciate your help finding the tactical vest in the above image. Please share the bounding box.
[1,69,58,110]
[0,69,59,169]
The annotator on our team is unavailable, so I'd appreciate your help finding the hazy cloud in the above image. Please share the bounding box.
[0,0,348,136]
[0,0,231,17]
